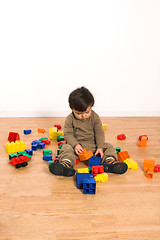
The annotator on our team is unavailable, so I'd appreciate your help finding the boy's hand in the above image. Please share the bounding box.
[95,148,104,158]
[74,144,84,155]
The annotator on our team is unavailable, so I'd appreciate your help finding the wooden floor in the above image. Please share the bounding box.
[0,117,160,240]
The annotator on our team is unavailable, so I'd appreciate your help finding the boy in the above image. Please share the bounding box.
[49,86,128,177]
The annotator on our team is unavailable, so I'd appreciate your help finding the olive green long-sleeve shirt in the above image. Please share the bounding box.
[63,110,105,153]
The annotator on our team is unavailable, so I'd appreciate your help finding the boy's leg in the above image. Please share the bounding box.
[49,144,77,177]
[102,143,128,174]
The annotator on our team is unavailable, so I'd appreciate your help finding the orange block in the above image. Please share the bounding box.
[78,148,93,161]
[38,128,45,133]
[138,136,147,147]
[143,159,155,179]
[117,151,130,162]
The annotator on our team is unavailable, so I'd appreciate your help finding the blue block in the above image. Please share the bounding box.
[31,140,40,145]
[24,129,32,135]
[83,178,96,194]
[25,149,33,156]
[76,173,94,189]
[38,142,45,149]
[32,144,38,151]
[89,156,102,167]
[43,155,52,161]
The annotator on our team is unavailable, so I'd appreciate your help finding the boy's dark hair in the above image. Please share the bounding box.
[69,86,94,112]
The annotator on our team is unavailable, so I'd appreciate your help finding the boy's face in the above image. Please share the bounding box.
[72,106,92,121]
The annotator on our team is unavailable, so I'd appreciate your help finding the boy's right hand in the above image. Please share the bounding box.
[74,144,83,155]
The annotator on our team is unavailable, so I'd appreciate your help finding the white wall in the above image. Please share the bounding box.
[0,0,160,117]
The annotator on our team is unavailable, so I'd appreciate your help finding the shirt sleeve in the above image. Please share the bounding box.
[63,114,79,148]
[93,112,105,149]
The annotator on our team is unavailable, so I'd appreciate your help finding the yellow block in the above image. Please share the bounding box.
[77,168,89,173]
[6,140,26,154]
[94,173,108,182]
[57,131,63,137]
[49,127,58,140]
[124,158,138,169]
[102,124,107,130]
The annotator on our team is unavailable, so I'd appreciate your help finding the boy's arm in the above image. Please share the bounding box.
[93,113,105,149]
[63,114,79,148]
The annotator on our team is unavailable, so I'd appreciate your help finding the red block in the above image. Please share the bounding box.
[8,132,20,142]
[54,124,62,130]
[117,134,126,140]
[92,165,104,177]
[42,139,50,145]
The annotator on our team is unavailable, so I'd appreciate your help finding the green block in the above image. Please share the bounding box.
[48,160,54,167]
[88,167,92,173]
[43,150,52,156]
[9,153,17,161]
[57,135,64,142]
[116,147,121,154]
[17,151,26,155]
[57,148,61,155]
[39,137,48,141]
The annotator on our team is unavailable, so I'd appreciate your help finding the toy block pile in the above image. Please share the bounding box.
[117,151,138,170]
[75,149,109,194]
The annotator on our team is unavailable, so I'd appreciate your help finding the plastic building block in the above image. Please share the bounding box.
[124,158,138,169]
[102,124,107,130]
[39,137,48,141]
[57,135,64,142]
[58,140,66,146]
[143,159,155,178]
[77,168,89,173]
[154,164,160,172]
[48,160,54,167]
[43,155,52,161]
[76,173,94,189]
[94,173,108,182]
[25,149,33,156]
[38,128,45,133]
[49,127,58,140]
[9,155,31,168]
[76,159,79,165]
[8,132,20,142]
[139,135,148,140]
[24,129,32,135]
[53,157,59,163]
[89,156,102,167]
[138,136,147,147]
[43,150,52,156]
[54,124,62,129]
[57,131,64,137]
[117,134,126,140]
[32,144,38,151]
[83,178,96,194]
[42,139,50,145]
[38,142,45,149]
[78,148,93,161]
[92,165,104,177]
[116,147,121,154]
[117,151,130,162]
[6,140,26,154]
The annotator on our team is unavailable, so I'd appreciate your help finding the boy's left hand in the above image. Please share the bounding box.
[95,148,104,158]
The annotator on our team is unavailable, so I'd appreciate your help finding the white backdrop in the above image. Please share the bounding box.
[0,0,160,117]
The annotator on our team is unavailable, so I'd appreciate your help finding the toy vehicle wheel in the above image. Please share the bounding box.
[16,163,22,168]
[22,162,28,167]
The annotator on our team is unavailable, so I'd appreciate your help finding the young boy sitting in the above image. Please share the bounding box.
[49,86,128,177]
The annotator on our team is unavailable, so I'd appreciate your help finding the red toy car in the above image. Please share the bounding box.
[9,155,31,168]
[117,134,126,140]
